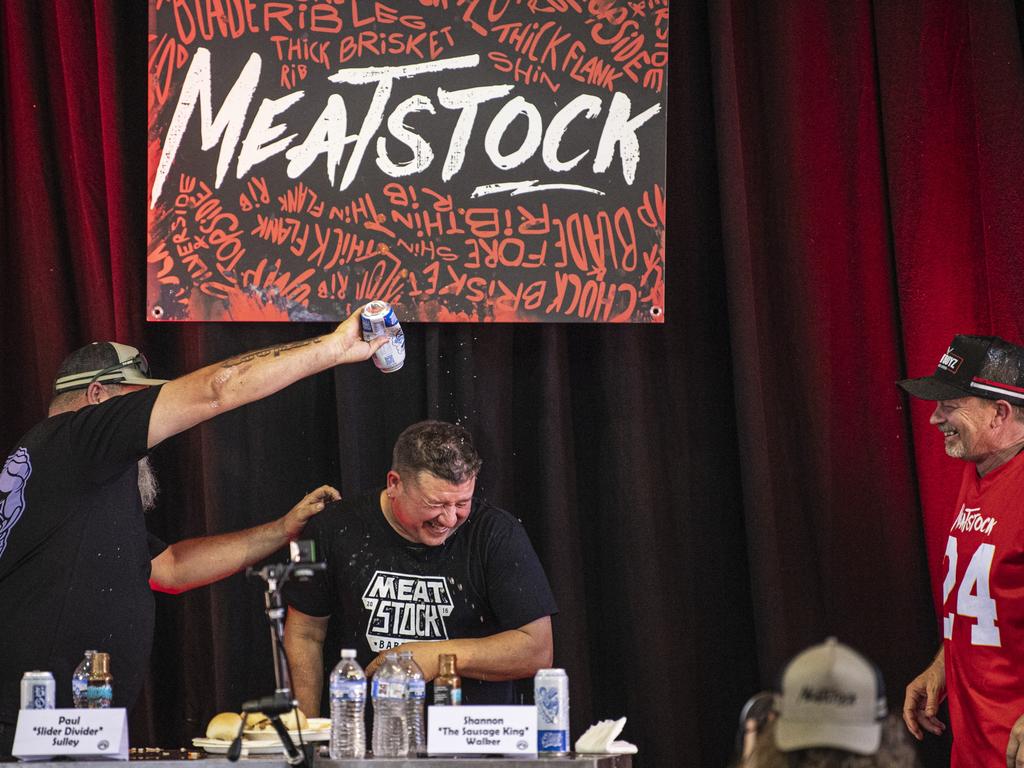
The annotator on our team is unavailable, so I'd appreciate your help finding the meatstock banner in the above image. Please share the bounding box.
[147,0,668,322]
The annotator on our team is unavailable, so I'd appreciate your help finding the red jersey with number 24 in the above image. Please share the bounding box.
[942,450,1024,767]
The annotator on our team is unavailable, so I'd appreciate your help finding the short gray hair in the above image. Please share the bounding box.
[48,381,126,413]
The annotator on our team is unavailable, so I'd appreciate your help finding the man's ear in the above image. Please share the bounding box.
[992,399,1014,426]
[85,381,106,405]
[385,470,401,496]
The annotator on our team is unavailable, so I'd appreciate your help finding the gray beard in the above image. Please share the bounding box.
[138,456,159,512]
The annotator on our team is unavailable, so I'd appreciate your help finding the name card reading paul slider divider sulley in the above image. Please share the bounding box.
[13,708,129,760]
[427,705,536,755]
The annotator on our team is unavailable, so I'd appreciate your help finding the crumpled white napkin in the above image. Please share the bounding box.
[574,717,638,754]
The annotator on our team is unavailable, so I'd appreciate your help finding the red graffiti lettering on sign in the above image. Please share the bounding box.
[552,210,641,281]
[349,1,428,31]
[329,193,393,236]
[547,272,637,321]
[241,257,315,304]
[279,182,325,218]
[279,63,309,88]
[464,238,547,269]
[260,3,344,35]
[636,183,666,228]
[488,52,560,92]
[148,241,178,283]
[271,36,332,67]
[395,237,459,262]
[149,34,191,108]
[191,182,247,270]
[355,250,406,304]
[317,271,351,301]
[251,215,309,258]
[170,0,260,45]
[338,26,456,62]
[239,176,270,212]
[312,226,381,269]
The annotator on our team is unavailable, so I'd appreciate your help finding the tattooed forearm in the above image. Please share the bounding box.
[221,338,323,368]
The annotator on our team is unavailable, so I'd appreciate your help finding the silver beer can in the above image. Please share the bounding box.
[535,668,569,755]
[360,301,405,373]
[20,671,56,709]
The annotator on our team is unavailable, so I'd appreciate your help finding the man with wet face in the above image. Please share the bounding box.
[0,310,385,753]
[283,420,557,713]
[897,335,1024,768]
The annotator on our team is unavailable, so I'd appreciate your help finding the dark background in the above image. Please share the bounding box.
[4,2,1024,766]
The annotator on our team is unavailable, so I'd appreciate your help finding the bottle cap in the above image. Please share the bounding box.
[340,649,356,659]
[92,653,111,674]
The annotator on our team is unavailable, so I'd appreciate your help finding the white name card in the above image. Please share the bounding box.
[427,705,536,755]
[13,708,128,761]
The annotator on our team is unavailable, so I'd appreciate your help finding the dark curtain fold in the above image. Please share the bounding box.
[710,0,935,691]
[4,2,1024,766]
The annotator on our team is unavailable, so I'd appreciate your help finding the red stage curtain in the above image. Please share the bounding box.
[3,2,1024,766]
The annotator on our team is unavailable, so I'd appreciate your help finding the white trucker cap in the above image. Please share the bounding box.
[774,637,887,755]
[53,342,168,393]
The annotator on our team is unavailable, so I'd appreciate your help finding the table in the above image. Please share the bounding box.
[4,757,633,767]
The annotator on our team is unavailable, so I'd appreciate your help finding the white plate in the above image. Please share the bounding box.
[194,726,330,756]
[243,718,330,741]
[192,738,289,756]
[242,730,330,742]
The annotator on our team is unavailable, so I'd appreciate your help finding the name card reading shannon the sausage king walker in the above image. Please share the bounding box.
[427,705,536,755]
[13,709,129,760]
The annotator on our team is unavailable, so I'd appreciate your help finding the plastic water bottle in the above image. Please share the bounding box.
[71,650,96,709]
[371,652,408,757]
[329,649,366,758]
[398,651,426,754]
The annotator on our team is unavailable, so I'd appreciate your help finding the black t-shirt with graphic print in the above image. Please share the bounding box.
[284,491,558,707]
[0,387,166,728]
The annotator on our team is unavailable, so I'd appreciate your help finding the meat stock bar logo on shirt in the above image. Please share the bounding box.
[362,570,454,651]
[146,0,668,322]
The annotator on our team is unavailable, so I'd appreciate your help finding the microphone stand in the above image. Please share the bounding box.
[228,559,326,765]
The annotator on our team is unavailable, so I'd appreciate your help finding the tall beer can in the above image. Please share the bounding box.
[535,668,569,755]
[20,671,56,709]
[360,301,405,373]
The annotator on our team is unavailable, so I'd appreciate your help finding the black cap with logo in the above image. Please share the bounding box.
[898,335,1024,406]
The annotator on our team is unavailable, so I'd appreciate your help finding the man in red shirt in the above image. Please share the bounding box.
[898,335,1024,768]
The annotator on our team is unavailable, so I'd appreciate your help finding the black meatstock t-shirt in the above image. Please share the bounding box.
[284,491,557,707]
[0,387,166,727]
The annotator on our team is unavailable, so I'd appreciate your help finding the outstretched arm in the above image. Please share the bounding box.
[149,486,339,594]
[147,307,385,449]
[903,647,946,740]
[284,607,330,716]
[364,615,553,683]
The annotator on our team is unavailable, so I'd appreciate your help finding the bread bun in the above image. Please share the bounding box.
[241,709,308,731]
[242,712,269,730]
[206,712,243,740]
[241,708,305,733]
[280,709,308,731]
